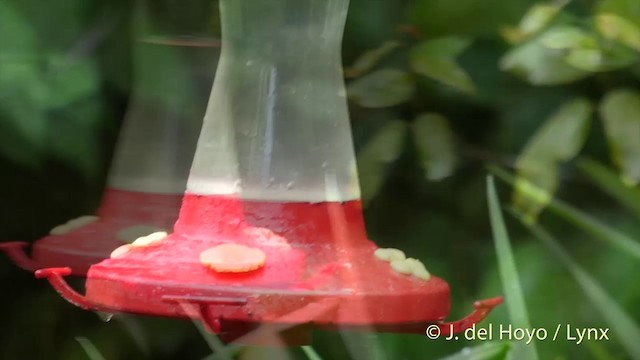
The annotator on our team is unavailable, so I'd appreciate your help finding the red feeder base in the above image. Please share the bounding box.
[2,189,181,275]
[35,195,502,344]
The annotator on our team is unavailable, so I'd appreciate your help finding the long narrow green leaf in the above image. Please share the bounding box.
[238,346,294,360]
[340,330,387,360]
[509,212,640,359]
[577,158,640,219]
[585,341,619,360]
[207,345,245,360]
[112,315,151,355]
[301,346,324,360]
[188,314,239,360]
[489,165,640,261]
[486,176,539,360]
[512,97,592,222]
[549,200,640,260]
[75,337,106,360]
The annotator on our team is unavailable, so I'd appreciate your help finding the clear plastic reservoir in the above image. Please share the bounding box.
[108,3,219,194]
[186,0,360,202]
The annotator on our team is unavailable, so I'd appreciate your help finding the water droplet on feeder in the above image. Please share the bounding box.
[286,182,294,190]
[96,311,114,322]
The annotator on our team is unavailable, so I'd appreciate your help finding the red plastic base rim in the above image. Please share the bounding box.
[0,189,182,275]
[31,194,502,344]
[35,266,501,345]
[86,233,451,325]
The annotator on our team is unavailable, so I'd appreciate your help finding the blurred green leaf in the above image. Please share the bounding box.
[540,26,604,72]
[414,37,471,58]
[357,120,407,204]
[538,25,636,72]
[563,49,600,72]
[596,14,640,51]
[491,165,640,261]
[410,36,475,94]
[539,26,595,50]
[538,26,605,72]
[206,345,245,360]
[345,41,401,78]
[347,69,415,108]
[47,98,105,180]
[113,315,151,356]
[513,98,592,222]
[597,0,640,20]
[340,331,387,360]
[408,0,532,37]
[584,341,620,360]
[511,215,640,360]
[45,55,101,109]
[0,56,48,170]
[75,337,106,360]
[599,89,640,186]
[411,113,457,181]
[0,2,46,105]
[0,1,39,53]
[437,342,512,360]
[577,158,640,219]
[486,176,539,360]
[302,346,324,360]
[500,27,591,85]
[191,318,233,360]
[518,2,565,35]
[0,60,47,100]
[476,238,593,359]
[238,346,293,360]
[0,91,47,168]
[0,3,105,171]
[597,41,640,71]
[501,1,568,44]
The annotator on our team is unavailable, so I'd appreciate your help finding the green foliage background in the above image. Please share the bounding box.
[1,0,639,359]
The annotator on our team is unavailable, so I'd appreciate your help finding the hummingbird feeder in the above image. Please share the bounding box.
[35,0,501,345]
[1,5,220,276]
